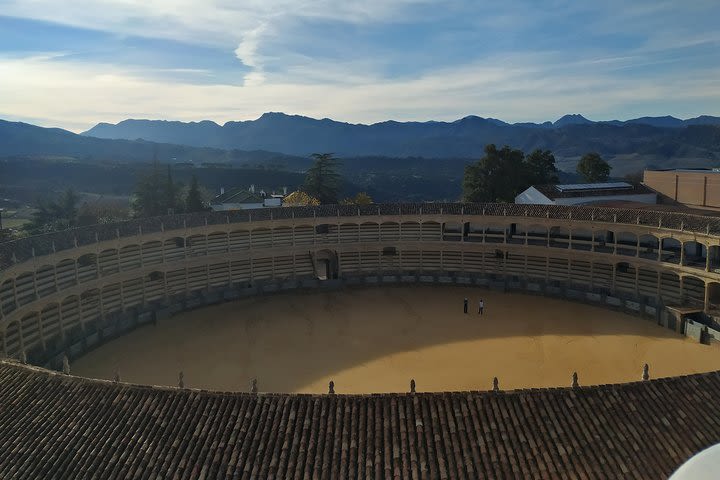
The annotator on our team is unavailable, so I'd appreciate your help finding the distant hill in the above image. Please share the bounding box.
[0,119,305,167]
[82,112,720,161]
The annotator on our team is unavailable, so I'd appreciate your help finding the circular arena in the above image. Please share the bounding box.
[2,203,720,478]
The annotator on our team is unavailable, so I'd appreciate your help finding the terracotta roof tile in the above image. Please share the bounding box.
[2,361,720,479]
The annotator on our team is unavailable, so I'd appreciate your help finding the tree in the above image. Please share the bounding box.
[463,144,527,202]
[303,153,342,204]
[25,188,81,234]
[185,175,208,212]
[340,192,373,205]
[132,161,183,217]
[524,149,559,185]
[283,191,320,206]
[576,153,611,183]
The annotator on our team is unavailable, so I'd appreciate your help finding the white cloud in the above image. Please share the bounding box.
[2,52,718,133]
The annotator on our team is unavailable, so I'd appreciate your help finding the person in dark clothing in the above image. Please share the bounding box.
[463,298,468,314]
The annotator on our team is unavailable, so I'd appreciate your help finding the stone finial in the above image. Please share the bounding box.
[178,371,185,389]
[62,355,70,375]
[492,377,499,392]
[410,379,416,394]
[571,372,579,388]
[642,364,650,381]
[20,350,27,364]
[250,378,258,394]
[113,369,121,383]
[328,380,335,394]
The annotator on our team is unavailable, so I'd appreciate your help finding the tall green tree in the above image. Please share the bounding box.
[576,153,611,183]
[132,162,183,217]
[25,188,81,234]
[463,144,527,202]
[524,149,559,185]
[303,153,342,204]
[185,175,207,212]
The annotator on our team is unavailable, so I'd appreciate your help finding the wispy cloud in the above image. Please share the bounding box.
[0,0,718,129]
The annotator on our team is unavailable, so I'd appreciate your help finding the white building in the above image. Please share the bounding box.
[515,182,657,206]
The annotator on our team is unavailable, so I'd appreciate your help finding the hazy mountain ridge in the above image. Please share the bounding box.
[82,112,720,159]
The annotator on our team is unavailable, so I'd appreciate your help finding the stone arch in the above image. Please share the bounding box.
[98,248,120,275]
[14,271,36,307]
[119,244,142,271]
[660,237,681,264]
[381,222,401,241]
[593,229,615,254]
[207,231,230,254]
[292,224,315,245]
[163,237,186,262]
[706,282,720,312]
[271,226,293,247]
[5,321,21,358]
[682,240,707,268]
[615,231,638,257]
[60,295,82,341]
[659,271,681,304]
[34,264,57,298]
[440,222,461,242]
[359,222,381,242]
[524,224,548,247]
[186,234,208,256]
[570,227,593,251]
[638,234,660,260]
[0,277,16,316]
[337,223,359,243]
[399,222,421,241]
[141,240,164,266]
[681,275,705,307]
[549,226,570,249]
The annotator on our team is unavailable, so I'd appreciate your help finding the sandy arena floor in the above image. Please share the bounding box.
[72,286,720,393]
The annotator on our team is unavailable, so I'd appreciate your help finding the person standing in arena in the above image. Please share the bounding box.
[478,299,484,315]
[464,298,468,314]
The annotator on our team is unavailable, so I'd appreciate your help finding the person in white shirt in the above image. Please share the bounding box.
[478,299,485,315]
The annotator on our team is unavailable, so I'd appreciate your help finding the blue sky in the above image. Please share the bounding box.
[1,0,719,131]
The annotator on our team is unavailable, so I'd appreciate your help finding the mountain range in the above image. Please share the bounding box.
[82,112,720,160]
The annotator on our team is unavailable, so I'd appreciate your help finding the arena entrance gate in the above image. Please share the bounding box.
[312,249,339,280]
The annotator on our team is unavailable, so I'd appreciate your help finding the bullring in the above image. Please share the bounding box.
[2,202,720,478]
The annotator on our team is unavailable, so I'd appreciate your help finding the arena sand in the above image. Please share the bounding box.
[72,286,720,393]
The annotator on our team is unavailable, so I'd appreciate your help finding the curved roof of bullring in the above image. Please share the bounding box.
[2,360,720,479]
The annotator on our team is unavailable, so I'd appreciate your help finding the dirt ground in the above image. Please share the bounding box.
[72,286,720,393]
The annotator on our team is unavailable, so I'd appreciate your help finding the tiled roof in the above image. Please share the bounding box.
[212,188,265,205]
[1,361,720,479]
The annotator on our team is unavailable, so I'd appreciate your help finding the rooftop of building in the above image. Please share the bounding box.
[211,188,265,205]
[532,182,656,199]
[1,359,719,478]
[646,168,720,174]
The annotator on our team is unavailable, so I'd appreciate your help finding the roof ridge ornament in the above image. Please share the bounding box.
[492,377,499,392]
[62,355,70,375]
[178,371,184,389]
[250,378,258,394]
[410,379,416,394]
[571,372,579,388]
[328,380,335,394]
[642,364,650,381]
